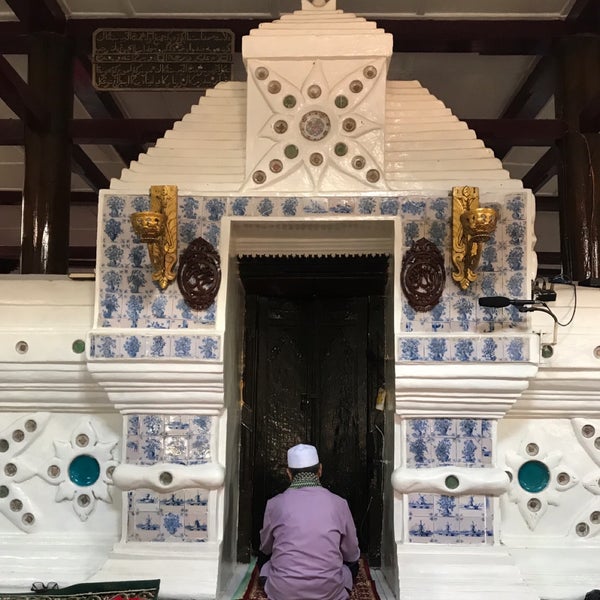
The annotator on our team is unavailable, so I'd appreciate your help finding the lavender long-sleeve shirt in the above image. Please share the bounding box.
[259,485,360,600]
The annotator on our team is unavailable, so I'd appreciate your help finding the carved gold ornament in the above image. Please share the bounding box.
[451,186,498,291]
[130,185,178,290]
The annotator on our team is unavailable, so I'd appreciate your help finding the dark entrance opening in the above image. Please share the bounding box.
[237,255,388,566]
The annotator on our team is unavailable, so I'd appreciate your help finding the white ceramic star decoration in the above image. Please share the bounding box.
[38,420,119,521]
[0,412,49,532]
[244,59,387,192]
[505,440,578,531]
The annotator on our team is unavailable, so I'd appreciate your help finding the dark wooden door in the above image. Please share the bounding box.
[245,295,373,553]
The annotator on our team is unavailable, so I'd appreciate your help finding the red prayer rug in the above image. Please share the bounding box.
[239,557,381,600]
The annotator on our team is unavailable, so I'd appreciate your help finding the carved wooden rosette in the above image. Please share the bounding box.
[177,237,221,310]
[401,237,446,312]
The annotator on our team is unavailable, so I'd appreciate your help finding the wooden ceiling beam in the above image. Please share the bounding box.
[0,117,567,146]
[69,118,177,144]
[0,190,97,205]
[522,147,558,192]
[5,0,65,33]
[73,55,143,165]
[466,119,566,145]
[63,18,596,56]
[579,91,600,133]
[0,55,49,128]
[491,56,556,158]
[71,145,109,191]
[535,195,559,212]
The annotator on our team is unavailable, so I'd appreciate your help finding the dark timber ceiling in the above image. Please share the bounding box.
[0,0,599,274]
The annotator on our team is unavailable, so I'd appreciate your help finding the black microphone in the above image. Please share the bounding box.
[478,296,538,308]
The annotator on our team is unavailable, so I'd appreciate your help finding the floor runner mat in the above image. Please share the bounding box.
[239,557,380,600]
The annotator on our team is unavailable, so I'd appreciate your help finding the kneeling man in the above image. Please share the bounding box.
[259,443,360,600]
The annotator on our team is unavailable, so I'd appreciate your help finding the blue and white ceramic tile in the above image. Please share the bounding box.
[89,333,221,360]
[97,193,532,347]
[329,197,356,214]
[406,418,493,469]
[124,414,213,542]
[408,489,494,545]
[162,508,186,540]
[358,197,377,215]
[301,197,328,214]
[184,505,209,542]
[395,335,529,363]
[380,197,399,216]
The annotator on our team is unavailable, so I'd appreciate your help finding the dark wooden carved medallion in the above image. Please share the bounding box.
[177,237,221,310]
[401,237,445,312]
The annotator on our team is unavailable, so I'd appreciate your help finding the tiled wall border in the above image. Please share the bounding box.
[89,333,221,360]
[97,192,530,337]
[397,335,530,362]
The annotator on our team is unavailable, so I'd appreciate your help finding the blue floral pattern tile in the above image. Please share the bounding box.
[89,334,221,360]
[407,418,495,545]
[96,193,532,362]
[396,335,528,362]
[126,414,212,543]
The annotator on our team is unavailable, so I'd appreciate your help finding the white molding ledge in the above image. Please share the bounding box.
[86,362,224,413]
[113,462,225,493]
[391,465,510,496]
[395,362,539,418]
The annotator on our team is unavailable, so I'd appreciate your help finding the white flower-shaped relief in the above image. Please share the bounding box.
[38,420,119,521]
[245,59,388,191]
[505,440,578,531]
[0,412,50,532]
[569,419,600,538]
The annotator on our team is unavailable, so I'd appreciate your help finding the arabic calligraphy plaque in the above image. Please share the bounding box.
[401,237,446,312]
[177,236,221,311]
[93,29,234,90]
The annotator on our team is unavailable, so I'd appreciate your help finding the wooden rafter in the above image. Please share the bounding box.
[523,147,558,192]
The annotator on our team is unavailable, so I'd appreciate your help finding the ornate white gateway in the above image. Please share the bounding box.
[1,2,599,600]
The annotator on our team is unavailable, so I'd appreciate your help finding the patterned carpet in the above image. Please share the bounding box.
[239,557,380,600]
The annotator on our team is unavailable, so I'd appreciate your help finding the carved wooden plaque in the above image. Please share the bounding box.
[177,237,221,310]
[401,237,446,312]
[93,29,233,90]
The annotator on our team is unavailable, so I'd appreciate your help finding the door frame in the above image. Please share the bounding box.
[236,255,390,565]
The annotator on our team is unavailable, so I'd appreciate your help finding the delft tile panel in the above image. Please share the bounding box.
[127,414,212,466]
[397,335,529,362]
[89,333,220,360]
[128,489,209,542]
[400,193,530,335]
[408,494,493,545]
[407,418,494,545]
[126,414,212,542]
[406,418,493,468]
[99,193,530,341]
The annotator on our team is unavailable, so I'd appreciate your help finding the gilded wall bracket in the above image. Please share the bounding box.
[130,185,178,290]
[451,186,498,291]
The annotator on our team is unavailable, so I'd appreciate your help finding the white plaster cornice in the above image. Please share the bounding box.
[395,362,539,418]
[113,462,225,493]
[392,465,510,496]
[86,361,224,414]
[0,362,110,412]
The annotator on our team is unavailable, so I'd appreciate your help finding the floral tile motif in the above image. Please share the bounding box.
[406,418,493,469]
[397,335,530,362]
[407,417,495,545]
[126,414,212,543]
[97,192,531,340]
[89,334,221,360]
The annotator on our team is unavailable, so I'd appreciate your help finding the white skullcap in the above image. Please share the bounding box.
[287,444,319,469]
